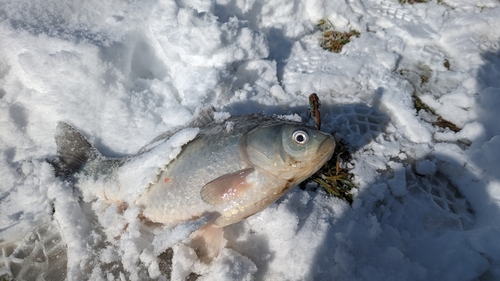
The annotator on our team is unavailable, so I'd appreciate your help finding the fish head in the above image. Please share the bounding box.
[243,122,335,186]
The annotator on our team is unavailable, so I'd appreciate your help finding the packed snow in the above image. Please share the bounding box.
[1,0,500,280]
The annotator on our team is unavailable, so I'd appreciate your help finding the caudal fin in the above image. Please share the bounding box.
[52,122,97,176]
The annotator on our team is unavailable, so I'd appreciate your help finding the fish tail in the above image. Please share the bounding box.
[51,122,99,177]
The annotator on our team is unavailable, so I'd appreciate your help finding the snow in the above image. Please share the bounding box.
[415,159,436,175]
[115,128,199,203]
[1,0,500,280]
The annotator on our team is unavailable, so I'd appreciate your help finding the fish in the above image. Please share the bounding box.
[52,109,335,262]
[309,93,321,130]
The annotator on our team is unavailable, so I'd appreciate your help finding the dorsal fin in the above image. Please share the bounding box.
[190,105,216,127]
[55,122,96,171]
[137,105,216,155]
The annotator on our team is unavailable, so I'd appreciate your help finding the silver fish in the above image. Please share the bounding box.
[53,112,335,262]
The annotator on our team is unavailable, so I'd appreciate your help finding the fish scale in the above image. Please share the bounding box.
[140,135,244,223]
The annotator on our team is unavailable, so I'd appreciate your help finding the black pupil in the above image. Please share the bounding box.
[296,134,305,142]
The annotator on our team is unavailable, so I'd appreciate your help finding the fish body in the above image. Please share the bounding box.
[54,112,335,261]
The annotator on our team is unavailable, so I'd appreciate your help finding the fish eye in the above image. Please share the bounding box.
[292,130,309,144]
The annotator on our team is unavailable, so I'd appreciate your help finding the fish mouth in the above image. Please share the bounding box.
[289,136,335,185]
[317,137,335,161]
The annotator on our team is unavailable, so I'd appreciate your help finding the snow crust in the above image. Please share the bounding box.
[1,0,500,280]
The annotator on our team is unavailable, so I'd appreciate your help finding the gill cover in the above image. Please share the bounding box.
[242,124,284,171]
[242,124,317,169]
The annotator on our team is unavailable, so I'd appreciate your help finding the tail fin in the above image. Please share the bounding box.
[52,122,97,176]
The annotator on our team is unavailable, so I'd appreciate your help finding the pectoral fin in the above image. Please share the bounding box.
[200,168,255,205]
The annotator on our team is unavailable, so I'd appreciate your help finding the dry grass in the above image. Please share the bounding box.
[318,19,360,53]
[305,139,355,204]
[412,93,461,132]
[398,0,429,4]
[399,68,461,132]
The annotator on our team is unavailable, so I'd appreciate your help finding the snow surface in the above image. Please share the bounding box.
[1,0,500,280]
